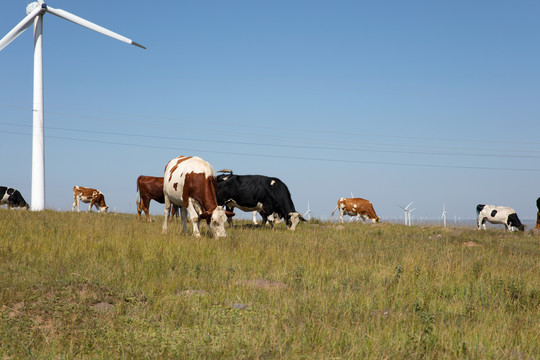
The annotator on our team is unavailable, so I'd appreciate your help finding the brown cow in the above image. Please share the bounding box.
[331,197,380,224]
[72,186,108,213]
[136,175,178,222]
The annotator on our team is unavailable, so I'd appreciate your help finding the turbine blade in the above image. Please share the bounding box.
[45,6,146,49]
[0,7,43,52]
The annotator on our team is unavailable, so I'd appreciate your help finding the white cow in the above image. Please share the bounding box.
[476,204,525,231]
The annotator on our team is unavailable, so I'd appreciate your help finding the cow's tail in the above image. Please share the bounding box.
[136,178,141,212]
[331,205,338,216]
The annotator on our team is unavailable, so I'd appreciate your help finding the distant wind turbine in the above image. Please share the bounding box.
[441,204,447,227]
[304,202,312,221]
[397,201,414,226]
[408,207,416,226]
[0,0,145,210]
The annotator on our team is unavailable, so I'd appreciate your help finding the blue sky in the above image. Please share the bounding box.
[1,0,539,223]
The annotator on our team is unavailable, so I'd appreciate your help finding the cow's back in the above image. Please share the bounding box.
[164,156,215,206]
[137,176,165,203]
[217,175,295,216]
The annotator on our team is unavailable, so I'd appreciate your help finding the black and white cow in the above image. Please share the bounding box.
[0,186,29,209]
[476,204,525,231]
[216,171,305,230]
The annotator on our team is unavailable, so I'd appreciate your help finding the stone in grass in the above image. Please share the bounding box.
[232,303,249,310]
[91,302,114,313]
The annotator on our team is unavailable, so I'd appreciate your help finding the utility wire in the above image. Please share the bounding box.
[2,101,540,146]
[1,122,539,159]
[2,129,540,172]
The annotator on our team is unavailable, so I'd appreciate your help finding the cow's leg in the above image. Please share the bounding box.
[88,199,94,212]
[180,206,188,233]
[170,205,179,223]
[477,217,487,230]
[143,198,151,222]
[72,196,79,212]
[186,200,201,237]
[226,206,234,227]
[339,209,344,224]
[536,211,540,230]
[252,211,258,225]
[162,196,172,234]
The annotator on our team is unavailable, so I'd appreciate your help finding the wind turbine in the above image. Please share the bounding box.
[304,201,312,221]
[441,203,447,227]
[408,207,416,226]
[0,1,145,210]
[397,201,414,226]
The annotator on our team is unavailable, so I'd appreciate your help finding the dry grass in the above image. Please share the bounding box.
[1,209,539,359]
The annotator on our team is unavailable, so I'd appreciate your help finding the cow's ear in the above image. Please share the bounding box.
[300,215,307,222]
[225,211,235,218]
[199,211,211,220]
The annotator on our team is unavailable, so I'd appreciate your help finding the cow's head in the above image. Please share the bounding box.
[286,212,306,231]
[200,207,235,238]
[100,206,109,213]
[507,213,525,231]
[16,198,29,210]
[372,216,380,223]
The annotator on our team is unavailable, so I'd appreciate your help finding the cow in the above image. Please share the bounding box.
[331,197,380,224]
[162,156,234,238]
[216,171,306,230]
[0,186,29,209]
[536,197,540,230]
[476,204,525,231]
[72,186,109,213]
[136,175,179,222]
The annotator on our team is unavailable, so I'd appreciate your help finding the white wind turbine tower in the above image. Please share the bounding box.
[304,201,312,221]
[398,201,414,226]
[408,207,416,226]
[441,203,447,227]
[0,1,145,210]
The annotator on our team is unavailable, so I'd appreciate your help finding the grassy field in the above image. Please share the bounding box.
[1,209,539,359]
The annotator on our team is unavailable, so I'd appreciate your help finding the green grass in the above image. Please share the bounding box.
[1,209,539,359]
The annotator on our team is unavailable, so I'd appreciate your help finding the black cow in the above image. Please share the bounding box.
[216,171,306,230]
[0,186,29,209]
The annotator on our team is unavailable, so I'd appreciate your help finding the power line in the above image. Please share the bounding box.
[2,101,540,147]
[2,129,540,172]
[1,122,539,160]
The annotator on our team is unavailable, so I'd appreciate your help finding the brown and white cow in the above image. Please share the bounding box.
[136,175,178,222]
[331,197,380,224]
[72,186,108,213]
[162,156,234,238]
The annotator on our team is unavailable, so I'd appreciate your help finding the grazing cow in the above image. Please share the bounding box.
[216,171,306,230]
[162,156,234,238]
[136,175,179,222]
[0,186,29,209]
[476,204,525,231]
[535,198,540,230]
[72,186,109,213]
[331,197,380,224]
